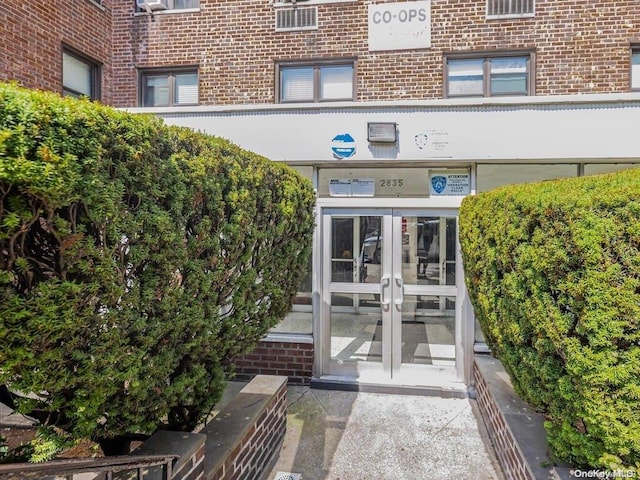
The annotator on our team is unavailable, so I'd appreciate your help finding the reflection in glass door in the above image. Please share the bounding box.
[322,209,460,385]
[325,214,387,376]
[394,215,457,377]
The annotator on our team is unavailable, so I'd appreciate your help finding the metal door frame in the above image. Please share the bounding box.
[318,207,464,386]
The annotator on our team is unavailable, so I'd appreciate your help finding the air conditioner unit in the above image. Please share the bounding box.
[137,0,168,12]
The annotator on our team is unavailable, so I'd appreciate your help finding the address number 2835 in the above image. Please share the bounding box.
[380,179,404,187]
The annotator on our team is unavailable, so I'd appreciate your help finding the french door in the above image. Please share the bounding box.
[320,208,461,386]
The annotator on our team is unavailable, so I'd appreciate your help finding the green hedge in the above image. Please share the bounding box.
[0,82,315,449]
[460,168,640,471]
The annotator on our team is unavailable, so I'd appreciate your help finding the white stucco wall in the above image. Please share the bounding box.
[127,93,640,164]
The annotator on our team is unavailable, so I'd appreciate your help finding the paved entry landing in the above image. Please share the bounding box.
[268,387,503,480]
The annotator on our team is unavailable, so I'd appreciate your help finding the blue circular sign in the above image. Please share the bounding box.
[331,133,356,159]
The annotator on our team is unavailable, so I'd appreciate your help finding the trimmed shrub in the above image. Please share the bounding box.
[0,82,315,449]
[460,169,640,471]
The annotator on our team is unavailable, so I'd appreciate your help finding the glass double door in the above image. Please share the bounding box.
[321,209,459,385]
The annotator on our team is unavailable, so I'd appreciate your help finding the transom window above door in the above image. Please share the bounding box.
[277,61,355,103]
[139,69,198,107]
[445,53,533,97]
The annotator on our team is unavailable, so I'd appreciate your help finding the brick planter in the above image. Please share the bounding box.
[474,355,556,480]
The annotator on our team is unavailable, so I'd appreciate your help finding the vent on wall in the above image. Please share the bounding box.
[486,0,534,18]
[275,6,318,31]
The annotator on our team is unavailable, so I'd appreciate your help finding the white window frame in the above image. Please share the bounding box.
[632,48,640,91]
[445,52,534,98]
[486,0,535,19]
[139,68,199,107]
[277,60,356,103]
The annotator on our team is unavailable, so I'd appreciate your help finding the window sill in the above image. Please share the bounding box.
[263,333,313,344]
[486,13,535,20]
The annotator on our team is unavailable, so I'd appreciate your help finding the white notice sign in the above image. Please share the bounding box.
[368,1,431,52]
[329,179,353,197]
[351,178,375,197]
[329,178,376,197]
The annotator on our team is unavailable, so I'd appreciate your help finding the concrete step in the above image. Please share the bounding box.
[0,401,38,428]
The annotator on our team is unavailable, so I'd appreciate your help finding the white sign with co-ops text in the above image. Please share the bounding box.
[368,1,431,52]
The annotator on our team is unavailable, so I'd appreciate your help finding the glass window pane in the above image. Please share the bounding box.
[402,217,456,287]
[174,73,198,104]
[330,216,383,284]
[477,164,579,192]
[490,57,528,95]
[280,67,314,102]
[401,295,455,366]
[330,294,383,368]
[632,52,640,90]
[583,164,639,176]
[174,0,199,8]
[447,59,484,96]
[320,65,353,100]
[63,53,92,97]
[144,75,170,107]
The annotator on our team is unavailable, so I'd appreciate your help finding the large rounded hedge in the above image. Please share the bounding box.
[460,168,640,471]
[0,82,315,448]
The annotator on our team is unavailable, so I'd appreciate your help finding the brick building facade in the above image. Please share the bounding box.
[107,0,640,107]
[2,0,640,392]
[0,1,112,104]
[2,1,639,112]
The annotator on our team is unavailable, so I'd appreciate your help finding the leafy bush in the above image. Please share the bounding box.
[460,169,640,471]
[0,434,7,461]
[0,82,315,450]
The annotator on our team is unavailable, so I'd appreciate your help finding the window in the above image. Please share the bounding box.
[171,0,198,7]
[62,50,101,100]
[140,69,198,107]
[487,0,534,18]
[632,49,640,91]
[445,54,532,97]
[277,61,355,103]
[137,0,199,12]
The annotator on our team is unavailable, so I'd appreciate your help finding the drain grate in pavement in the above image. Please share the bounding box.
[273,473,302,480]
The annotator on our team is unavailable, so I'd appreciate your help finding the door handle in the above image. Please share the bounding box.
[394,274,404,306]
[380,275,391,306]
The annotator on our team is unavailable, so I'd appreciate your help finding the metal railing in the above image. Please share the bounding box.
[0,454,178,480]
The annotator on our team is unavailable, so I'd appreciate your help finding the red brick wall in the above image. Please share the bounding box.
[110,0,640,107]
[233,340,314,385]
[474,359,532,480]
[0,0,112,103]
[3,2,638,107]
[204,376,288,480]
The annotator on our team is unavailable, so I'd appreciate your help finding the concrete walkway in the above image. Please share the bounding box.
[267,386,503,480]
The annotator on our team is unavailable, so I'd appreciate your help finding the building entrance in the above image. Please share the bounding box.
[319,208,463,389]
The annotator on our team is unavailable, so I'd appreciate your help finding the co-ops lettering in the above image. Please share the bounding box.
[372,8,427,24]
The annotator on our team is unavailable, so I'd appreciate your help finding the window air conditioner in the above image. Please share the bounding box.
[137,0,168,12]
